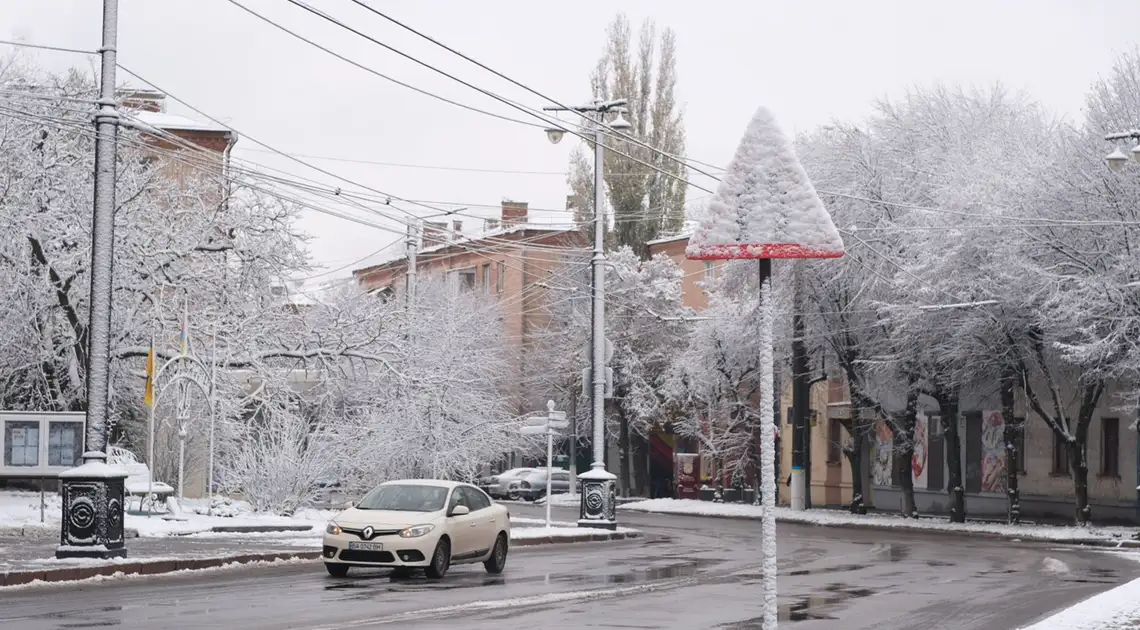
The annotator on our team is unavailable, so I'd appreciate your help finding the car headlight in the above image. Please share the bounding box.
[399,524,435,538]
[326,522,342,535]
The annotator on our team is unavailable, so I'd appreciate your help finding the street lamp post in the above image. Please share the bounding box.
[543,99,630,530]
[57,0,128,560]
[1104,130,1140,171]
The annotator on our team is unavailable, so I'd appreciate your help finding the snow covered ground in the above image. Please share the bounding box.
[622,498,1139,545]
[1020,553,1140,629]
[0,491,335,537]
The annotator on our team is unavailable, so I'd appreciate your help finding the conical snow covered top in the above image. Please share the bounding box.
[687,107,844,260]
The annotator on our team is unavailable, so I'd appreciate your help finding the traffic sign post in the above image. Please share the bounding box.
[520,400,567,528]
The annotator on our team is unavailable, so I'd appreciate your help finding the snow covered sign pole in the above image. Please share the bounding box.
[686,106,844,628]
[57,0,129,560]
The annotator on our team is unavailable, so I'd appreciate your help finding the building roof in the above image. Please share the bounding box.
[353,223,572,276]
[646,231,693,247]
[130,110,231,134]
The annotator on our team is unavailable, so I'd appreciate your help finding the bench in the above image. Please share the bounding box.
[107,446,175,512]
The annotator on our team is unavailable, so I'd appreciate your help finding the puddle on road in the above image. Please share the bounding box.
[782,563,868,577]
[719,583,878,627]
[555,558,720,586]
[926,560,955,567]
[882,544,910,562]
[323,571,507,599]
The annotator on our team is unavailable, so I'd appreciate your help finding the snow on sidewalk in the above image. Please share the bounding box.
[621,498,1138,545]
[0,490,336,538]
[1020,556,1140,629]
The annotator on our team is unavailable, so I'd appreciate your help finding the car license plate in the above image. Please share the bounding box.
[348,542,384,551]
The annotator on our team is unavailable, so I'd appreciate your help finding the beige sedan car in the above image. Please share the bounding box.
[322,480,510,579]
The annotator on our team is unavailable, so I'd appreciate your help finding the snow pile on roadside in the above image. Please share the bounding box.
[621,498,1137,543]
[533,494,579,508]
[0,490,337,538]
[1020,575,1140,629]
[0,490,62,527]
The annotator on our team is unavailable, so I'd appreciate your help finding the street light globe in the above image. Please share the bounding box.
[1107,146,1129,171]
[544,128,565,145]
[610,112,633,131]
[1130,143,1140,163]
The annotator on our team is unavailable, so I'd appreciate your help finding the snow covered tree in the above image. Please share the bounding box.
[567,13,688,254]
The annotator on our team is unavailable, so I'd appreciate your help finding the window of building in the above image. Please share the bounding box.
[496,262,505,294]
[703,261,720,282]
[827,418,843,464]
[455,268,477,291]
[1012,419,1026,474]
[1102,417,1120,477]
[481,263,491,290]
[4,421,40,467]
[1052,432,1070,475]
[48,421,82,467]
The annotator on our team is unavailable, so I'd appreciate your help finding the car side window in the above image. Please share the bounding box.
[462,486,491,511]
[553,473,569,482]
[449,488,467,512]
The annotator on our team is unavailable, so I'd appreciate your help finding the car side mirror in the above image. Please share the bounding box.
[449,505,470,517]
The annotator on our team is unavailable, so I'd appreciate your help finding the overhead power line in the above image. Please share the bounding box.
[222,0,546,131]
[237,147,567,175]
[346,0,726,184]
[0,38,96,56]
[276,0,715,195]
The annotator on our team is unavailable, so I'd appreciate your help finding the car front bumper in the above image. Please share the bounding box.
[322,530,442,567]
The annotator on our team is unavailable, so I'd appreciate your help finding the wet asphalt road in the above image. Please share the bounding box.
[1,504,1137,630]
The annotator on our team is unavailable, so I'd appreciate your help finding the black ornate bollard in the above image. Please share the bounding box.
[56,451,128,559]
[577,467,617,530]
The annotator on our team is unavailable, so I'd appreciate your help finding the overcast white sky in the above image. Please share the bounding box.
[3,0,1139,286]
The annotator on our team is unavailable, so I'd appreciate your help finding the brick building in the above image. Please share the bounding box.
[353,201,586,417]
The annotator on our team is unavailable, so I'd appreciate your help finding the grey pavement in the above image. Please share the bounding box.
[0,504,1136,629]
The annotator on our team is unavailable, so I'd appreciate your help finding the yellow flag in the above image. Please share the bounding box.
[144,343,155,407]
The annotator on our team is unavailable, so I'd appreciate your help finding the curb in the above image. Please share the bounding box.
[511,531,641,547]
[622,508,1140,549]
[0,532,641,587]
[0,551,322,587]
[0,525,140,539]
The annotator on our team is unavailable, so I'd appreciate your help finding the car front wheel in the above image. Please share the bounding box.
[484,534,508,574]
[507,490,520,501]
[325,563,350,577]
[425,538,451,580]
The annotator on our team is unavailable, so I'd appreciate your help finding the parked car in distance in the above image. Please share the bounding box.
[481,468,537,501]
[321,480,510,580]
[517,469,572,501]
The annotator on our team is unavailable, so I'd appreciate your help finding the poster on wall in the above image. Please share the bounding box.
[981,410,1006,493]
[912,413,929,489]
[674,453,701,500]
[872,421,893,486]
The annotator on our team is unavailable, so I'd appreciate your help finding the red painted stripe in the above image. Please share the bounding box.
[686,243,844,260]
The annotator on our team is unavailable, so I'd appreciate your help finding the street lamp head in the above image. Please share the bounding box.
[1107,146,1129,171]
[544,127,565,145]
[1130,143,1140,163]
[609,111,632,132]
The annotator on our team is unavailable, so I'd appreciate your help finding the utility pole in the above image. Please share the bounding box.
[542,99,629,530]
[58,0,129,560]
[406,220,419,305]
[791,262,809,511]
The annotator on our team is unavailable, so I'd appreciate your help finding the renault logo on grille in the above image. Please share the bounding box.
[362,526,374,540]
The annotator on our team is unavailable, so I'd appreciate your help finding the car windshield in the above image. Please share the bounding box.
[501,469,532,479]
[356,484,448,512]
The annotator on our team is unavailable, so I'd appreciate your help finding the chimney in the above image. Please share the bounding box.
[118,89,165,113]
[423,222,447,248]
[451,220,463,239]
[501,201,528,227]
